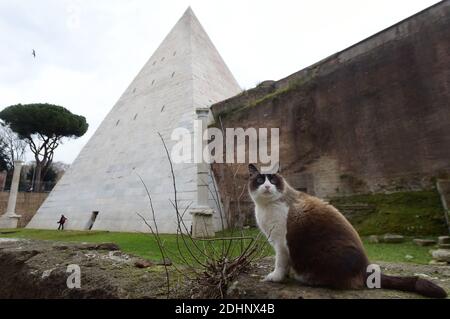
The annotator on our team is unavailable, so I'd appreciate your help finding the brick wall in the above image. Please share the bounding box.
[210,2,450,227]
[0,192,48,228]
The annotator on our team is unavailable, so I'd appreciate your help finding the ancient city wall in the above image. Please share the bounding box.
[210,2,450,227]
[0,192,48,228]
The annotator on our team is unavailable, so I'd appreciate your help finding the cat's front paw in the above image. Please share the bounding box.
[262,271,286,283]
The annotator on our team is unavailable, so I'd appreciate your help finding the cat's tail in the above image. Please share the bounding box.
[379,273,447,298]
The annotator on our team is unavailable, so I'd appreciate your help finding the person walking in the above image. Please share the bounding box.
[57,215,67,230]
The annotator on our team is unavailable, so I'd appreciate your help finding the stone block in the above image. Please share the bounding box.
[382,234,405,243]
[190,208,215,238]
[413,239,437,246]
[431,249,450,263]
[438,236,450,245]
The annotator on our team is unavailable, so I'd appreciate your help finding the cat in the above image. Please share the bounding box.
[248,164,447,298]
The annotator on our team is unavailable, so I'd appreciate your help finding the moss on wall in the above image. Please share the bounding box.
[331,190,448,236]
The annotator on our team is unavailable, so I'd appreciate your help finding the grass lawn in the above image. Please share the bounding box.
[362,239,434,264]
[0,228,270,264]
[0,228,437,265]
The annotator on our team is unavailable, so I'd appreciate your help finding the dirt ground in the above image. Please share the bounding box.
[0,238,448,299]
[0,238,190,298]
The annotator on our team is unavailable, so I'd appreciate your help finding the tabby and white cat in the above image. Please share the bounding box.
[248,164,447,298]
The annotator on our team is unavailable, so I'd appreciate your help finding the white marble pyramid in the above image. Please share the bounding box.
[27,8,241,233]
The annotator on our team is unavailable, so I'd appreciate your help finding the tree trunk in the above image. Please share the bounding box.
[34,162,42,192]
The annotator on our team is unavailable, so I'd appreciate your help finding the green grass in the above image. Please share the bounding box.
[0,228,437,265]
[362,238,434,264]
[0,228,163,260]
[0,228,270,264]
[330,190,448,236]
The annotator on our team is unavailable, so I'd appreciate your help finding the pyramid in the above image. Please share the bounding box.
[27,8,241,233]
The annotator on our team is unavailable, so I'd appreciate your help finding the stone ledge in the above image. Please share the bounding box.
[226,257,450,299]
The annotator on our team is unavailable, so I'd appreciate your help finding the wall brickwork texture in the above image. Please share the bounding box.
[0,192,48,228]
[211,2,450,227]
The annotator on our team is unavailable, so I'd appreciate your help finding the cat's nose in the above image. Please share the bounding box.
[264,185,270,190]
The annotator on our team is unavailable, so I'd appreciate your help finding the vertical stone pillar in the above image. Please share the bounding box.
[0,160,23,228]
[190,107,215,238]
[437,179,450,235]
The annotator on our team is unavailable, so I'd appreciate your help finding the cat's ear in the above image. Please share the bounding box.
[248,164,259,177]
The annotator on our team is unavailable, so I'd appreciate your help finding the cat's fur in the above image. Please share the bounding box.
[248,164,447,298]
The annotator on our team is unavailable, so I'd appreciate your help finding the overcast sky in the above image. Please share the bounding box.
[0,0,441,164]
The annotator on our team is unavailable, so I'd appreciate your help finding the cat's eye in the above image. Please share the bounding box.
[269,176,277,184]
[256,177,265,184]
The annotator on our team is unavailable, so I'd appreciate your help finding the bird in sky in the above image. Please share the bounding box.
[32,49,36,58]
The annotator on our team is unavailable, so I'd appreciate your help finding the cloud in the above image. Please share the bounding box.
[0,0,441,163]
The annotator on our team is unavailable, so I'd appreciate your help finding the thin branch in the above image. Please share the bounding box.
[135,172,171,298]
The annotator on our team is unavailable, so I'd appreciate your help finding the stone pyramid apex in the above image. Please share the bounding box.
[183,6,194,16]
[144,4,240,109]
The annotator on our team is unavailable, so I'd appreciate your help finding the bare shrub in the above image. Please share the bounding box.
[136,133,270,298]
